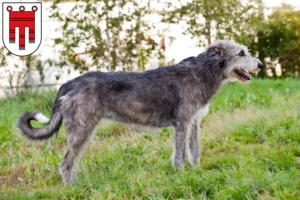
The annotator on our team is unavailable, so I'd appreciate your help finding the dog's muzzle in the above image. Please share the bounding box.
[257,60,263,69]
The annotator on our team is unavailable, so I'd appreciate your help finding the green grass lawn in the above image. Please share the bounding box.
[0,79,300,199]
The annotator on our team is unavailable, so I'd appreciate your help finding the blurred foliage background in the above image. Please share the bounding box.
[0,0,299,92]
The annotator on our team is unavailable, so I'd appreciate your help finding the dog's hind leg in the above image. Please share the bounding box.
[60,119,98,185]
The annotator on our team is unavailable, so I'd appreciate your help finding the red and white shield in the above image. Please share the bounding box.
[2,2,42,56]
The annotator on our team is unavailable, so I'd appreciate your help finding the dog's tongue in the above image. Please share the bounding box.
[241,68,251,80]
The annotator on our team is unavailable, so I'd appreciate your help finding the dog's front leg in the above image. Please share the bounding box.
[187,105,209,166]
[172,121,189,168]
[187,117,201,166]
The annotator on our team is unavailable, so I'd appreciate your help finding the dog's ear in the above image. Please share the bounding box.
[206,42,225,69]
[207,43,225,58]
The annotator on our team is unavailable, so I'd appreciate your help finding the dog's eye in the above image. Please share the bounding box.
[238,50,245,56]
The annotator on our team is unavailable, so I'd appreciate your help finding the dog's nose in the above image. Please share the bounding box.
[257,61,263,69]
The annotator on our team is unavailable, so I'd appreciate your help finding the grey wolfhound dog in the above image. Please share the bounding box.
[18,40,263,184]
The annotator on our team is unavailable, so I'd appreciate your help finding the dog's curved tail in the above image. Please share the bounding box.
[18,97,63,140]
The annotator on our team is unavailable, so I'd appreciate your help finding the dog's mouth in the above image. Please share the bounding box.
[234,68,251,81]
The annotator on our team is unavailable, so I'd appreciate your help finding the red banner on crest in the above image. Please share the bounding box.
[7,5,37,50]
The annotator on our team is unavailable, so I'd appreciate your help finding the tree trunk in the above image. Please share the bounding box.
[117,0,123,71]
[257,38,266,78]
[203,0,212,44]
[105,20,112,72]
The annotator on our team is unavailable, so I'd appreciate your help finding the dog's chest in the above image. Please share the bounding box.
[196,104,210,122]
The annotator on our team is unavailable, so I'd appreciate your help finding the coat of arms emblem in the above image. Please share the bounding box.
[2,2,42,56]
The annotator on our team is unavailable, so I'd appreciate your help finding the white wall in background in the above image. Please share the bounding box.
[0,1,201,97]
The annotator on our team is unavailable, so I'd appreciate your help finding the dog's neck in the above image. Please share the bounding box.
[190,52,227,105]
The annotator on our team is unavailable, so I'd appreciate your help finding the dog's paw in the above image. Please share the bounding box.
[189,159,200,166]
[172,159,185,168]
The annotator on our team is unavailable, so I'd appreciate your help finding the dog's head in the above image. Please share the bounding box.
[206,40,263,83]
